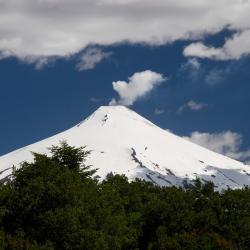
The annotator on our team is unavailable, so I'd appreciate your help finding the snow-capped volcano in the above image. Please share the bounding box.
[0,106,249,190]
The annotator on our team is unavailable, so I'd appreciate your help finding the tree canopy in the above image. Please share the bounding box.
[0,142,249,249]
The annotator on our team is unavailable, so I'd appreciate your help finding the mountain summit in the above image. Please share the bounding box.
[0,105,249,190]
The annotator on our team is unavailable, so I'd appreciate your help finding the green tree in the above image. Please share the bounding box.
[0,142,250,249]
[1,142,98,249]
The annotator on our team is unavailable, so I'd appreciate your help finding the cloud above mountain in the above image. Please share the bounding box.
[184,30,250,60]
[110,70,166,106]
[184,131,250,163]
[0,0,250,62]
[76,48,112,71]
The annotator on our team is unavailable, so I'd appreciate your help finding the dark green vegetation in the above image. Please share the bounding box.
[0,142,250,250]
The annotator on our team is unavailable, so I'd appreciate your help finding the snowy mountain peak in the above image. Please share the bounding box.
[0,106,249,190]
[84,105,152,120]
[90,105,130,117]
[76,105,157,135]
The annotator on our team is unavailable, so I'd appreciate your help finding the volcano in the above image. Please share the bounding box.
[0,105,249,190]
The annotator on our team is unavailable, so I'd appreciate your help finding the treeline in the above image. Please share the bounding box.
[0,142,250,250]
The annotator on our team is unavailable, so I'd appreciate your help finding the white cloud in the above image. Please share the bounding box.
[0,0,250,62]
[184,43,225,60]
[76,48,111,71]
[25,56,56,70]
[184,131,250,163]
[110,70,166,106]
[34,58,52,70]
[183,29,250,60]
[178,100,208,113]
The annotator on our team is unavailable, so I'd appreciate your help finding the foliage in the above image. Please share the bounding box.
[0,142,249,249]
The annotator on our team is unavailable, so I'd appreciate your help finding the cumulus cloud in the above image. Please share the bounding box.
[76,48,111,71]
[183,30,250,60]
[178,100,208,113]
[110,70,166,106]
[184,43,225,60]
[184,131,250,163]
[0,0,250,62]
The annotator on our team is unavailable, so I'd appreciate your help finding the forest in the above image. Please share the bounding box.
[0,142,249,250]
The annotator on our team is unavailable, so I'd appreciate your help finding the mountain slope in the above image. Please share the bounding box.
[0,106,249,190]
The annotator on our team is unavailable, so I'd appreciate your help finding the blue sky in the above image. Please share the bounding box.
[0,0,250,163]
